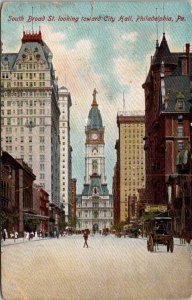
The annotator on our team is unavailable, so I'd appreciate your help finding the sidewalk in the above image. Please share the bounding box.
[1,236,50,247]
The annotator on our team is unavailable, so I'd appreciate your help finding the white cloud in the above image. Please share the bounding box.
[41,24,102,109]
[113,30,138,51]
[114,56,145,111]
[120,31,138,43]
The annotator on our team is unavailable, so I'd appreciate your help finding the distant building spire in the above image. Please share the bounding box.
[156,8,159,48]
[32,6,34,32]
[163,2,165,35]
[91,0,94,17]
[123,91,125,111]
[92,88,98,107]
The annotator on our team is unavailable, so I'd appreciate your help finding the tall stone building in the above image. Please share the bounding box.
[1,30,60,205]
[112,141,120,224]
[58,86,72,221]
[76,89,113,231]
[142,33,192,207]
[114,112,145,223]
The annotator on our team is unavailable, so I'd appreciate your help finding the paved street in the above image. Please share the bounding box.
[2,235,192,300]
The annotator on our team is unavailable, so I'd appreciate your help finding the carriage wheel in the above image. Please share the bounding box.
[170,238,174,253]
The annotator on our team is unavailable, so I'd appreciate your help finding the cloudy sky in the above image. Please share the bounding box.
[1,1,192,193]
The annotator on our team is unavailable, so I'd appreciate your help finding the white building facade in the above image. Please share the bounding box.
[58,86,72,222]
[1,30,60,206]
[76,89,113,231]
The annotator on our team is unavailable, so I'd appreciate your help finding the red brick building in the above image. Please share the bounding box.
[1,151,36,235]
[33,184,49,234]
[143,34,191,208]
[70,178,77,219]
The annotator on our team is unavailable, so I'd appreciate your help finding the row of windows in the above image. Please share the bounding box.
[10,72,45,80]
[18,63,42,70]
[11,81,46,87]
[2,117,45,126]
[79,212,113,218]
[123,142,144,146]
[20,145,45,152]
[123,124,143,127]
[123,160,144,164]
[2,91,48,98]
[5,135,45,144]
[81,202,112,207]
[123,144,143,148]
[7,126,45,134]
[4,109,46,115]
[2,100,46,107]
[1,73,9,79]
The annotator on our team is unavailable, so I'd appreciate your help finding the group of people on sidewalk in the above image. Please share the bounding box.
[1,228,19,241]
[2,227,109,248]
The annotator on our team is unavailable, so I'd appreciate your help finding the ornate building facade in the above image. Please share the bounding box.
[76,90,113,231]
[1,30,60,206]
[143,33,192,235]
[143,34,191,207]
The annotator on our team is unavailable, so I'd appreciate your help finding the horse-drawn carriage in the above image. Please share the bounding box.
[147,217,174,252]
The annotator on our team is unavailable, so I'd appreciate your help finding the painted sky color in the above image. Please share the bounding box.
[1,1,192,193]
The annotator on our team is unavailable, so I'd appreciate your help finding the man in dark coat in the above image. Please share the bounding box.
[83,230,88,248]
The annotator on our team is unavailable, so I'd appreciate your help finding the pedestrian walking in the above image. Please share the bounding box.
[2,230,6,241]
[4,229,8,239]
[83,230,89,248]
[14,231,19,239]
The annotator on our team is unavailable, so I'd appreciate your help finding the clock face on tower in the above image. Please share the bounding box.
[91,133,98,140]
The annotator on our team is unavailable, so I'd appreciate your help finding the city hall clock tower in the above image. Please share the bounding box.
[85,88,106,184]
[76,89,113,232]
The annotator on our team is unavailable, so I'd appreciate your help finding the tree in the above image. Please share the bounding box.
[58,218,67,231]
[68,215,78,228]
[24,216,40,231]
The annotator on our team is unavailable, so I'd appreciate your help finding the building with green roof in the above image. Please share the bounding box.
[76,89,113,231]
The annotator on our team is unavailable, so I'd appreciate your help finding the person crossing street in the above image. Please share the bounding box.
[83,230,89,248]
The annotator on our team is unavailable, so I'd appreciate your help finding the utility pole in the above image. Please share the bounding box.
[91,0,94,17]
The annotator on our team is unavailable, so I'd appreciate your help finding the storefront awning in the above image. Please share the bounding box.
[24,212,49,220]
